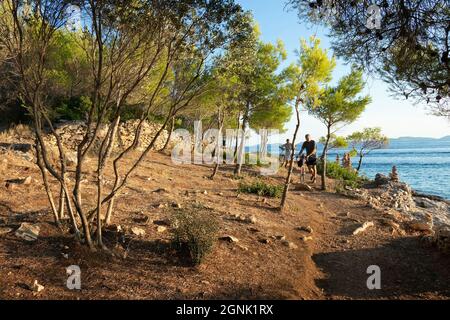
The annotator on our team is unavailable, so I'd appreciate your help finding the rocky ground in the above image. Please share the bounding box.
[0,124,449,300]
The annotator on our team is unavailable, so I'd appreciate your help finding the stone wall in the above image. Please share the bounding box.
[46,119,170,153]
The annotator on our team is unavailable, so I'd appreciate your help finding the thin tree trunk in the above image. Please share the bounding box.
[357,154,363,172]
[233,111,241,161]
[58,183,65,220]
[321,126,331,191]
[104,111,173,225]
[235,106,248,176]
[162,115,175,151]
[35,142,60,226]
[280,100,301,211]
[211,108,224,179]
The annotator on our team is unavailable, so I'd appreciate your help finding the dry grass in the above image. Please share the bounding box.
[0,124,34,143]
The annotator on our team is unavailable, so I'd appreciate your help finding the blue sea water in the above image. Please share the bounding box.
[249,137,450,199]
[328,138,450,199]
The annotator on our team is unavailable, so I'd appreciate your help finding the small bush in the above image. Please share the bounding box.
[171,205,219,265]
[318,161,364,189]
[238,180,283,198]
[55,96,91,121]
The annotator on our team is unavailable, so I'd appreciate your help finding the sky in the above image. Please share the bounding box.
[236,0,450,144]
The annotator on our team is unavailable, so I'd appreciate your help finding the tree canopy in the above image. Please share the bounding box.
[287,0,450,118]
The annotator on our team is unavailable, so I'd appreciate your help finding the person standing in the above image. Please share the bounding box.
[299,134,317,183]
[281,139,294,168]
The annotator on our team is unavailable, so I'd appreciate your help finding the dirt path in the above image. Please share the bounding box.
[0,151,449,300]
[308,192,450,299]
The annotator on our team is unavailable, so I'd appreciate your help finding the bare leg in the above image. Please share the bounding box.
[311,165,317,183]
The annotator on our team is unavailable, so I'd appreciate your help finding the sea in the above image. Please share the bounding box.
[328,137,450,199]
[248,136,450,200]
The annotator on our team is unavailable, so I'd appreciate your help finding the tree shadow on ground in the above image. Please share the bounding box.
[312,237,450,299]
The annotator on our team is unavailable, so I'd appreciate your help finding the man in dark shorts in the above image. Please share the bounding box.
[299,134,317,183]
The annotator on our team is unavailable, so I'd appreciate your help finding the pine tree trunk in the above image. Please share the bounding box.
[357,154,363,172]
[235,107,248,176]
[211,109,224,179]
[280,100,301,211]
[162,115,175,151]
[321,126,331,191]
[233,111,241,161]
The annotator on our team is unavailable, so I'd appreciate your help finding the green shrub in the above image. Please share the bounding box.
[238,180,283,198]
[171,205,219,265]
[317,161,364,189]
[55,96,91,120]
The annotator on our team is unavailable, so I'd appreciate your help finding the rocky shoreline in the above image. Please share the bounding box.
[344,173,450,253]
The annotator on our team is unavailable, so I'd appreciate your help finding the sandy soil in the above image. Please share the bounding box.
[0,151,449,300]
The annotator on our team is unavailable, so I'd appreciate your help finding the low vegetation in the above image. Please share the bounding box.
[318,161,365,189]
[238,180,284,198]
[170,205,219,265]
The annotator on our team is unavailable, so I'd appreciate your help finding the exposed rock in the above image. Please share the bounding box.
[157,226,167,233]
[352,221,374,236]
[258,238,271,244]
[300,236,313,242]
[15,223,40,241]
[44,119,170,153]
[434,227,450,252]
[374,173,390,186]
[408,221,432,232]
[31,280,44,293]
[130,227,146,237]
[297,226,313,234]
[241,215,257,224]
[281,240,298,249]
[229,213,257,224]
[219,235,239,243]
[237,244,249,251]
[172,202,182,209]
[5,176,32,188]
[0,227,13,235]
[390,166,399,182]
[153,219,171,227]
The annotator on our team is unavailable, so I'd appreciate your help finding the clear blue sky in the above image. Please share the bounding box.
[237,0,450,143]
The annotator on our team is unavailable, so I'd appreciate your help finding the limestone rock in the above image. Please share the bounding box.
[0,227,13,235]
[374,173,390,186]
[408,221,432,232]
[219,235,239,243]
[131,227,146,237]
[390,166,399,182]
[352,221,374,236]
[297,226,313,233]
[157,226,167,233]
[281,240,298,249]
[31,280,44,293]
[15,223,40,241]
